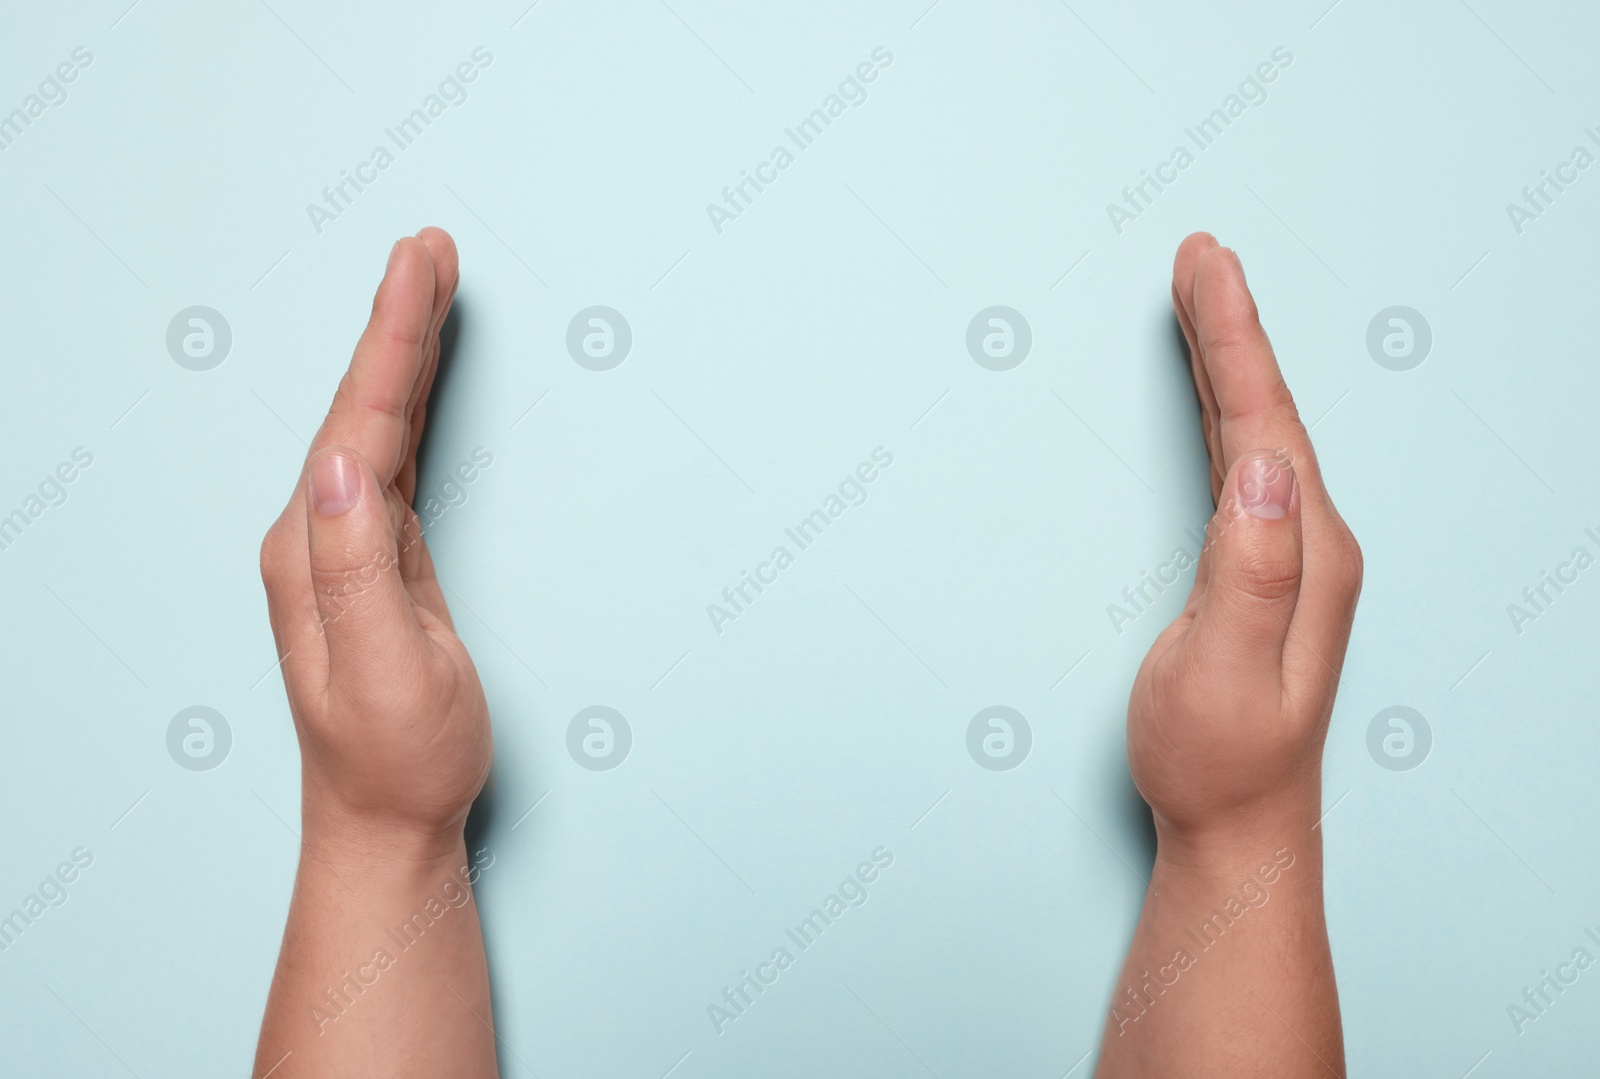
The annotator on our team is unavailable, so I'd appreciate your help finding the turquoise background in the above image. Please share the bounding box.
[2,0,1598,1075]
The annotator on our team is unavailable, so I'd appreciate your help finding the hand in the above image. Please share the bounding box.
[1095,234,1356,1078]
[1127,232,1363,853]
[258,227,489,855]
[254,230,499,1078]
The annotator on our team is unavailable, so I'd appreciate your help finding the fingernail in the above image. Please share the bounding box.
[386,240,403,272]
[310,452,360,516]
[1226,247,1247,282]
[1241,454,1294,520]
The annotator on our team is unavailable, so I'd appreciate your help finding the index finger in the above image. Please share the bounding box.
[1186,247,1312,484]
[262,235,443,661]
[1187,245,1362,681]
[310,236,438,488]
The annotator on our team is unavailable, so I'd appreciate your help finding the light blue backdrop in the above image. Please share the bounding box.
[2,1,1596,1075]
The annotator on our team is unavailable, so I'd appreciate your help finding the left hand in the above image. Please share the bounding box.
[258,227,491,853]
[1125,233,1364,852]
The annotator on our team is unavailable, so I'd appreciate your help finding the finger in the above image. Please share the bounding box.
[262,236,434,656]
[305,446,426,685]
[399,227,460,507]
[1186,451,1303,680]
[1171,231,1225,501]
[1188,246,1305,481]
[1171,232,1224,605]
[412,227,459,411]
[387,495,454,629]
[393,228,461,629]
[1188,247,1363,677]
[403,535,455,631]
[312,238,437,490]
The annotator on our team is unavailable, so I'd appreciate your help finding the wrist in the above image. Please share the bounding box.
[1146,821,1324,940]
[1151,833,1320,903]
[300,793,469,876]
[1150,784,1323,885]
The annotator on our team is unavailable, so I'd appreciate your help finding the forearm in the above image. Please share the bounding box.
[1096,794,1343,1079]
[253,809,498,1078]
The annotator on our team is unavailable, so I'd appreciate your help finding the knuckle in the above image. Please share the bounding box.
[331,373,357,412]
[1331,529,1365,596]
[258,524,293,590]
[308,546,389,596]
[1236,547,1302,603]
[355,385,406,423]
[307,551,389,627]
[330,372,403,424]
[379,321,427,351]
[1274,396,1305,433]
[1318,515,1369,592]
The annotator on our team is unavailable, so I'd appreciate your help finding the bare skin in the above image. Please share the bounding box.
[1096,234,1362,1078]
[247,228,1356,1078]
[253,228,499,1079]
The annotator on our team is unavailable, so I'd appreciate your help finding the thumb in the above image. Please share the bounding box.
[1189,450,1303,676]
[304,446,418,679]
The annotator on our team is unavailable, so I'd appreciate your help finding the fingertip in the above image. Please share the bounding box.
[1178,230,1219,257]
[413,228,460,334]
[308,446,363,518]
[415,224,455,248]
[379,237,436,301]
[302,444,416,658]
[1192,245,1264,349]
[1172,232,1221,325]
[416,227,459,277]
[1226,246,1246,283]
[1196,243,1245,291]
[373,237,436,341]
[390,234,435,278]
[1173,232,1218,278]
[1196,450,1305,645]
[1233,450,1297,522]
